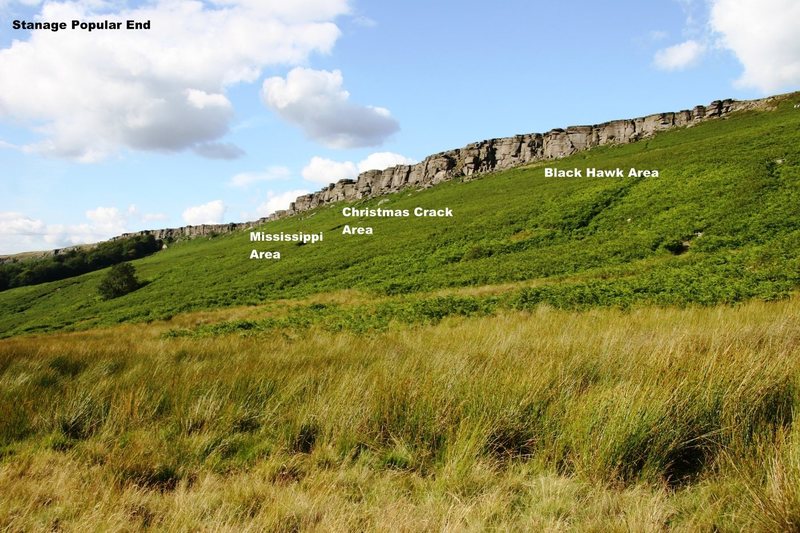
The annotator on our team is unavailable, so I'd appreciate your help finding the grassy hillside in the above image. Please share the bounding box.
[3,94,800,530]
[1,93,799,336]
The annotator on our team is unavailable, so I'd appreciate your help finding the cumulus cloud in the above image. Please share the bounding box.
[301,152,416,185]
[0,205,168,254]
[182,200,226,225]
[85,206,128,236]
[302,156,357,183]
[0,212,45,241]
[256,189,310,217]
[710,0,800,93]
[357,151,416,172]
[126,204,168,224]
[262,67,399,148]
[654,40,706,70]
[0,0,348,161]
[653,0,800,93]
[141,212,168,223]
[229,166,291,187]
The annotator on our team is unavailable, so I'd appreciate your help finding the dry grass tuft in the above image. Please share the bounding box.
[1,297,800,529]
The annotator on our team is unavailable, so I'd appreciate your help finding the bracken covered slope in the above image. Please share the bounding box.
[0,92,798,336]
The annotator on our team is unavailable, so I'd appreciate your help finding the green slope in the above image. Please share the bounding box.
[2,94,800,336]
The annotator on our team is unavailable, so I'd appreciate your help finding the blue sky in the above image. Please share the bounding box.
[1,0,798,253]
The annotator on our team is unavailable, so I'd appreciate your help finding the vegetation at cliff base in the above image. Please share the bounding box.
[0,234,159,293]
[97,263,141,300]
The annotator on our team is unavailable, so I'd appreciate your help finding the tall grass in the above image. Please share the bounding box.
[1,297,799,529]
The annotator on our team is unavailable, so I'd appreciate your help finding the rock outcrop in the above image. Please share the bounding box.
[5,93,779,261]
[111,221,261,243]
[266,95,778,221]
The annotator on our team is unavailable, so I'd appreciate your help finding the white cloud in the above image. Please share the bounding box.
[0,205,168,254]
[0,211,85,254]
[710,0,800,93]
[126,204,167,224]
[182,200,226,225]
[41,222,115,249]
[301,152,416,185]
[85,206,127,235]
[654,40,706,70]
[142,212,168,223]
[256,189,310,217]
[302,156,357,183]
[0,0,348,161]
[0,212,45,238]
[229,166,291,187]
[262,67,399,148]
[357,151,416,172]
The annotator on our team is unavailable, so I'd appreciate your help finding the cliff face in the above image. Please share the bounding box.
[112,222,257,243]
[267,95,776,220]
[33,93,777,256]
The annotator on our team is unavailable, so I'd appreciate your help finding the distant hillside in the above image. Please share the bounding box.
[0,92,798,337]
[4,92,781,261]
[0,234,162,293]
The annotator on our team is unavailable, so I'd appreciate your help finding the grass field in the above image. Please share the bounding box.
[2,298,800,530]
[2,94,800,530]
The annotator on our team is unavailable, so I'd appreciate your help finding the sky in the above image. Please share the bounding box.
[0,0,798,254]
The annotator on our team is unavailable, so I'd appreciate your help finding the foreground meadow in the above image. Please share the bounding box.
[1,297,799,531]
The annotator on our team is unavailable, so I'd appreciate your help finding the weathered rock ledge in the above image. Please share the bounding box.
[268,94,777,220]
[112,222,259,244]
[3,93,780,260]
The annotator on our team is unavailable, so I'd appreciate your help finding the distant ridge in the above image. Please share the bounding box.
[4,92,784,260]
[272,94,779,219]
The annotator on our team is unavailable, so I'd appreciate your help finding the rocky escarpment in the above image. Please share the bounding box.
[4,93,779,261]
[0,222,266,262]
[267,95,777,220]
[111,221,261,244]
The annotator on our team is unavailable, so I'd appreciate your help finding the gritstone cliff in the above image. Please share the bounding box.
[267,95,775,220]
[109,94,780,245]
